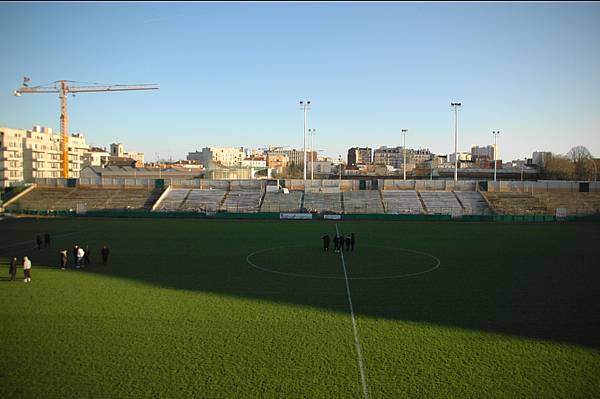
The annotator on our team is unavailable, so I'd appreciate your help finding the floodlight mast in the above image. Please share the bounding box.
[299,100,311,181]
[401,129,408,180]
[451,102,462,182]
[309,128,316,180]
[492,130,500,182]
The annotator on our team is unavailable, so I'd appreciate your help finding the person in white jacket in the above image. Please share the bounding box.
[76,247,85,268]
[23,256,32,283]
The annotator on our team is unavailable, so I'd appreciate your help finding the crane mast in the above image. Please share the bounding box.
[60,81,68,176]
[14,79,158,178]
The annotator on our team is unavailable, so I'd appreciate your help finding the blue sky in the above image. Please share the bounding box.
[1,2,599,161]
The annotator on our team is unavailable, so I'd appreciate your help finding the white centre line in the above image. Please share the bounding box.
[336,224,369,399]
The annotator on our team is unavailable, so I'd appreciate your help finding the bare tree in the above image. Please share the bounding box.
[567,146,595,180]
[567,146,592,163]
[542,153,576,180]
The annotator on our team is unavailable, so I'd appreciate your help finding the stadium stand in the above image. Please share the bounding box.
[157,188,190,211]
[381,190,424,214]
[303,191,343,213]
[343,191,385,213]
[181,189,228,212]
[419,191,463,215]
[454,191,492,215]
[8,186,162,211]
[157,188,229,212]
[483,192,548,215]
[260,191,303,212]
[221,189,264,212]
[533,192,600,216]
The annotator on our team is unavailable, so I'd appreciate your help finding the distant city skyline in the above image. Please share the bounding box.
[1,2,599,162]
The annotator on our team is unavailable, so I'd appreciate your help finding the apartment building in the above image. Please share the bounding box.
[0,128,25,187]
[372,146,433,172]
[110,143,145,164]
[448,152,473,164]
[240,156,267,168]
[82,147,111,167]
[267,149,316,166]
[471,145,496,161]
[0,125,90,187]
[347,147,373,166]
[266,153,288,169]
[187,147,245,167]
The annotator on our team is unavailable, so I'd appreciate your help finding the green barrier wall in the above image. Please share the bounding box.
[342,213,453,222]
[4,209,582,223]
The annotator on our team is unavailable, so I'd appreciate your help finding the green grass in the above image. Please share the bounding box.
[1,217,599,398]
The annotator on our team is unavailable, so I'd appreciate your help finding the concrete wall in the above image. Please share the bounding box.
[486,180,591,193]
[31,178,600,193]
[445,181,477,191]
[382,180,416,190]
[415,180,446,191]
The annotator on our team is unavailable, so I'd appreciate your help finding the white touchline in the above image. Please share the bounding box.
[336,224,369,399]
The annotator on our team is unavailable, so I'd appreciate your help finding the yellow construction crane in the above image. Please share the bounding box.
[14,78,159,178]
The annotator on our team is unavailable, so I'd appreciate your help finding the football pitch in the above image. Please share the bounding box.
[1,217,599,398]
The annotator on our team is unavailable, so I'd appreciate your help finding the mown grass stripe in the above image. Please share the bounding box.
[336,223,369,399]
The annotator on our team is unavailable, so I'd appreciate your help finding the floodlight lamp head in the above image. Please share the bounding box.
[307,101,311,105]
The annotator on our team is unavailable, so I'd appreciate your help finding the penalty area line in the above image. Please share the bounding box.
[335,224,369,399]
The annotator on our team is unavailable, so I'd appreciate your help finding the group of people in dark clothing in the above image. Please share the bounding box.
[6,233,112,282]
[35,233,51,250]
[321,232,355,253]
[68,244,111,269]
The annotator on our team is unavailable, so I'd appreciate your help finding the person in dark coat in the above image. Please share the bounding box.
[72,245,79,265]
[44,233,51,248]
[101,245,110,265]
[36,235,43,250]
[84,246,91,266]
[333,235,340,253]
[60,250,68,270]
[350,233,355,251]
[9,257,18,281]
[345,235,351,252]
[322,234,331,251]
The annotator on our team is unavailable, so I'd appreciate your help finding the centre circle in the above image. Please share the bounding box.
[245,244,440,280]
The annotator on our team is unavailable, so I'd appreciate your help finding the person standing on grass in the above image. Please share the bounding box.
[345,235,351,252]
[60,250,68,270]
[36,235,43,251]
[72,245,79,266]
[23,256,32,283]
[84,246,91,266]
[9,257,18,281]
[101,245,110,265]
[333,235,339,253]
[76,246,85,268]
[322,234,331,252]
[350,233,355,252]
[44,233,51,248]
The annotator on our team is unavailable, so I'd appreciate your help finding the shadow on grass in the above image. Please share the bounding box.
[2,217,600,350]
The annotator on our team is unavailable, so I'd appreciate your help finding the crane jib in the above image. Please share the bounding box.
[14,80,159,178]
